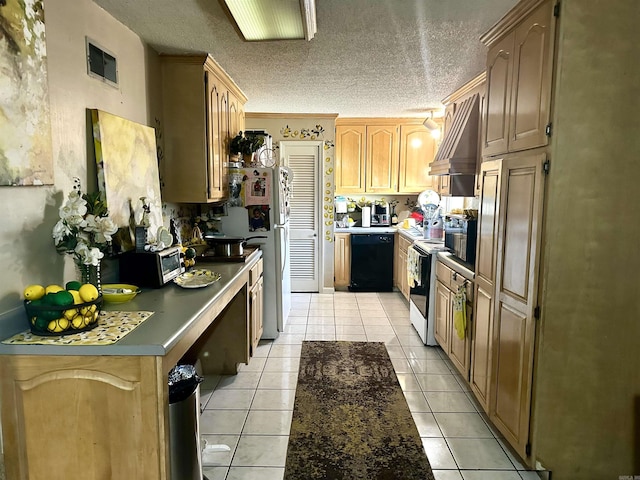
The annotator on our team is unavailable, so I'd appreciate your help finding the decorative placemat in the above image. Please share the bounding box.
[2,311,154,346]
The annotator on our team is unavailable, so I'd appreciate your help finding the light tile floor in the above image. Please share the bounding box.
[199,291,543,480]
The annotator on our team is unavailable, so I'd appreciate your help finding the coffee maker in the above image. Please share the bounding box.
[371,203,391,226]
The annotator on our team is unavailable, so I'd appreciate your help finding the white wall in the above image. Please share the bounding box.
[0,0,161,314]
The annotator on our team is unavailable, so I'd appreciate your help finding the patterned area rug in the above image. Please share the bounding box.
[284,341,435,480]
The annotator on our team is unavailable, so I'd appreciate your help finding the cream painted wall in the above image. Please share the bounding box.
[533,1,640,477]
[0,0,161,314]
[245,115,337,291]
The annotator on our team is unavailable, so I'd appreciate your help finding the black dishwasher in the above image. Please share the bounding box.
[349,234,394,292]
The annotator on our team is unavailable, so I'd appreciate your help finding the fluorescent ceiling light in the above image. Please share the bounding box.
[221,0,317,41]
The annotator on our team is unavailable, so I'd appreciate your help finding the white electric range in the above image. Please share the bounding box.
[407,239,447,346]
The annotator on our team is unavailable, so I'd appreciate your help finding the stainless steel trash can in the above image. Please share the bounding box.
[168,363,205,480]
[169,383,203,480]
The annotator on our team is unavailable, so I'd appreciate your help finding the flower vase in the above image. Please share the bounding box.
[79,262,102,294]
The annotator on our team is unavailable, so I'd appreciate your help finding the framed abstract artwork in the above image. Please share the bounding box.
[0,0,53,185]
[91,109,162,252]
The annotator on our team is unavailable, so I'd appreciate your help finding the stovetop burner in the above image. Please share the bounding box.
[197,246,258,263]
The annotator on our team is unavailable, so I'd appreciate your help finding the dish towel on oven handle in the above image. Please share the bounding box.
[407,246,421,288]
[453,284,467,340]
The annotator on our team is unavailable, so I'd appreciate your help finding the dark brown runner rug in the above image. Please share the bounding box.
[284,341,435,480]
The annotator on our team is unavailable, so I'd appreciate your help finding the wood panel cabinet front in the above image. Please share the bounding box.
[366,125,399,193]
[470,159,501,413]
[490,152,545,459]
[434,280,450,349]
[336,121,438,194]
[482,0,555,157]
[249,258,264,353]
[398,124,437,193]
[334,233,351,288]
[1,355,167,480]
[335,126,366,194]
[448,273,473,378]
[483,32,514,157]
[161,55,246,203]
[395,235,413,300]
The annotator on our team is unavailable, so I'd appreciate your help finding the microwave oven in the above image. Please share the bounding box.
[119,246,184,287]
[444,216,477,267]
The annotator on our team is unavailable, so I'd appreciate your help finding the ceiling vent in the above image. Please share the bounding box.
[429,93,480,176]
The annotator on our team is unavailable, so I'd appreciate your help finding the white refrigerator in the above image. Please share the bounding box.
[221,166,292,338]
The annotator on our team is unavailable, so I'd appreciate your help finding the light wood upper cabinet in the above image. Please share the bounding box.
[336,120,437,194]
[398,124,437,193]
[481,0,555,157]
[161,55,246,203]
[366,125,399,193]
[334,233,351,288]
[335,126,366,194]
[483,32,514,157]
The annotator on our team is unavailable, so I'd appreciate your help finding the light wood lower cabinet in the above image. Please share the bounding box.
[249,259,264,353]
[394,234,412,300]
[334,233,351,288]
[434,279,450,349]
[435,260,473,378]
[1,355,168,479]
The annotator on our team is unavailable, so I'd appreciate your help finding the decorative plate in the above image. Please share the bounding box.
[174,269,221,289]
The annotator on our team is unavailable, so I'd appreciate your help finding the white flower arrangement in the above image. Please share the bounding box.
[53,178,118,266]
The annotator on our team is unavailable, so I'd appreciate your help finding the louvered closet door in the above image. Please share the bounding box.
[280,141,322,292]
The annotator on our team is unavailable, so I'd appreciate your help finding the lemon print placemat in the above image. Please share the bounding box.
[2,311,154,346]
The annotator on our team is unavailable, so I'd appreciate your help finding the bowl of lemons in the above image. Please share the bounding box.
[101,284,139,304]
[23,282,102,335]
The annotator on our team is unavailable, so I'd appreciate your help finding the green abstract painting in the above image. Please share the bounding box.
[0,0,53,185]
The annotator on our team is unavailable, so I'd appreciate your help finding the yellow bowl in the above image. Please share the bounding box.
[101,284,139,304]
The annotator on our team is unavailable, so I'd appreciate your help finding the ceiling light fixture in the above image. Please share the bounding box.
[423,112,441,140]
[220,0,317,42]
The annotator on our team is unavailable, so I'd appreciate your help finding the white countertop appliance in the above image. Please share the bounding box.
[220,166,292,338]
[361,206,371,227]
[408,239,447,345]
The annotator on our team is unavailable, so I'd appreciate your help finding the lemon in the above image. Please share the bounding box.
[47,319,63,333]
[57,317,70,331]
[63,308,78,321]
[71,315,85,329]
[24,284,45,301]
[45,285,64,295]
[69,290,82,304]
[79,284,99,302]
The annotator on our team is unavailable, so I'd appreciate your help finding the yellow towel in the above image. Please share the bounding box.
[453,286,466,340]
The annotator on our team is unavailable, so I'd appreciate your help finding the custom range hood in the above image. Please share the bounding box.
[429,93,480,177]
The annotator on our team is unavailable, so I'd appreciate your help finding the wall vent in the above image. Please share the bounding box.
[86,38,118,87]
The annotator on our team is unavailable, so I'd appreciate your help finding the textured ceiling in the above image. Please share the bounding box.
[93,0,518,118]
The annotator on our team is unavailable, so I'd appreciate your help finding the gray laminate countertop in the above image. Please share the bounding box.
[0,250,262,356]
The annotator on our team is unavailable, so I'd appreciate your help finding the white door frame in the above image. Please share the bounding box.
[280,140,323,292]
